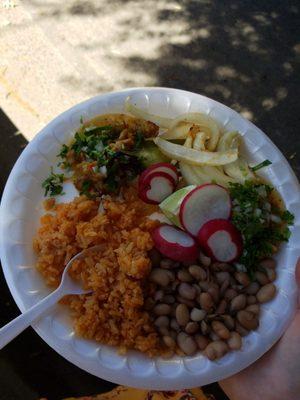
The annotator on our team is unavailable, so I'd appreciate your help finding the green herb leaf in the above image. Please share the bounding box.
[65,123,145,195]
[57,144,71,169]
[80,179,93,197]
[281,210,295,225]
[251,159,272,172]
[229,181,294,274]
[71,125,114,157]
[57,144,69,159]
[42,167,65,197]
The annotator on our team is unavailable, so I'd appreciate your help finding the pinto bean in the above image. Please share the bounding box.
[245,304,260,315]
[222,315,235,330]
[206,313,218,321]
[175,304,190,326]
[247,295,257,305]
[237,310,259,330]
[198,281,211,291]
[163,335,176,349]
[154,316,169,328]
[170,318,180,332]
[211,321,230,340]
[211,263,232,272]
[230,294,247,312]
[216,272,231,285]
[190,308,206,322]
[255,271,269,285]
[227,331,242,350]
[165,270,176,282]
[199,292,214,311]
[199,252,211,267]
[189,265,207,280]
[177,269,194,283]
[204,340,228,360]
[185,321,199,334]
[265,268,277,282]
[235,322,249,337]
[178,283,197,300]
[257,283,276,303]
[210,332,220,341]
[200,320,210,335]
[216,299,227,315]
[224,288,238,301]
[177,332,197,356]
[207,286,220,303]
[192,284,202,295]
[220,279,230,296]
[153,303,171,316]
[176,295,196,308]
[159,327,170,336]
[234,272,250,286]
[150,268,170,286]
[194,334,210,350]
[245,282,260,295]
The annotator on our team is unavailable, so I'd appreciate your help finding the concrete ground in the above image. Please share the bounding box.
[0,1,299,177]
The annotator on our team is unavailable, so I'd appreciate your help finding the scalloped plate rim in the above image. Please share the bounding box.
[0,87,299,390]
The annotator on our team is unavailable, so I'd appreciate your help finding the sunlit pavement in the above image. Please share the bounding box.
[0,0,299,178]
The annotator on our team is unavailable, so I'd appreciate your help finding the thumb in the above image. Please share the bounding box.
[295,258,300,308]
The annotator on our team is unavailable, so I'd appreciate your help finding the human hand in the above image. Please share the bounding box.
[219,259,300,400]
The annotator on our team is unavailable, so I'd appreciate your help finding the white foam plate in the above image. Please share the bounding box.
[0,88,299,390]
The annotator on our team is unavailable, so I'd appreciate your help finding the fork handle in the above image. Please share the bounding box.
[0,287,63,350]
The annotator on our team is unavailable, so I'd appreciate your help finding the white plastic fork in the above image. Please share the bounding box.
[0,245,103,350]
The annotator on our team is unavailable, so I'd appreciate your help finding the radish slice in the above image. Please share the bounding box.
[152,224,199,262]
[139,162,178,188]
[179,183,231,236]
[198,219,243,263]
[139,171,175,204]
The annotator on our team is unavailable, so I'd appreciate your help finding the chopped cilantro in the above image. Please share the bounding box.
[57,144,69,158]
[251,159,272,172]
[80,180,93,197]
[281,210,294,225]
[229,181,294,274]
[57,144,71,169]
[71,125,114,158]
[42,167,65,197]
[51,123,146,196]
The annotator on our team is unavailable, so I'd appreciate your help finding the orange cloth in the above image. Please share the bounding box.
[64,386,208,400]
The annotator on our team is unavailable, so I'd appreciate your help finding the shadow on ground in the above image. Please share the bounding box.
[0,110,27,196]
[121,0,300,175]
[25,0,300,176]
